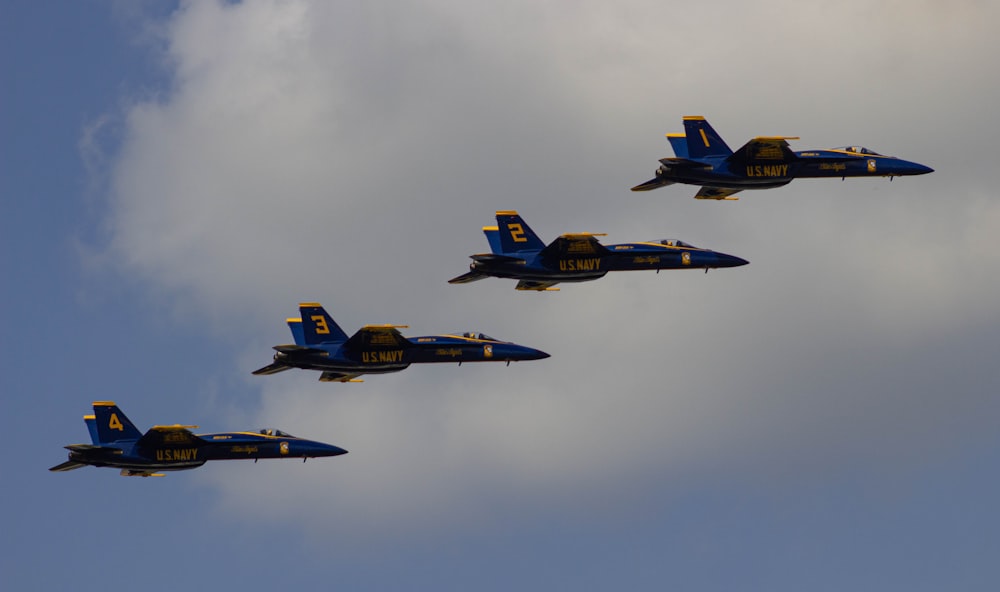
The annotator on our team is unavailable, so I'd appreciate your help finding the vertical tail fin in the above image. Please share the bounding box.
[84,414,99,444]
[682,116,732,159]
[298,302,349,345]
[286,318,306,345]
[92,402,143,443]
[494,211,545,254]
[483,226,503,254]
[666,133,689,158]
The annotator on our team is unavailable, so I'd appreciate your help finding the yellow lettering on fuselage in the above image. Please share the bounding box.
[558,258,601,272]
[362,350,404,363]
[745,164,789,177]
[155,448,199,462]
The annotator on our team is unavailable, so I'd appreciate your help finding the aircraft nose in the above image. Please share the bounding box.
[524,347,550,361]
[894,159,934,175]
[502,344,550,361]
[714,252,750,268]
[299,441,349,458]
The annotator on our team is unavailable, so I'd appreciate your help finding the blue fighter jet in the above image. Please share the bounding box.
[253,302,549,382]
[49,401,347,477]
[448,210,748,291]
[632,116,933,200]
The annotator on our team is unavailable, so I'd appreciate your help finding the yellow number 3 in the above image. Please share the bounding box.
[109,413,124,431]
[311,315,330,335]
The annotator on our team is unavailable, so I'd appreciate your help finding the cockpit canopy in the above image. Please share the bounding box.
[835,146,883,156]
[657,239,696,248]
[259,428,294,437]
[460,331,497,341]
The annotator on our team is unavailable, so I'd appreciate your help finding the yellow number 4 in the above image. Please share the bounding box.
[311,315,330,335]
[109,413,124,431]
[508,223,527,243]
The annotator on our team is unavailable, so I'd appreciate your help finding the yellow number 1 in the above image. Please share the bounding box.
[508,223,527,243]
[311,315,330,334]
[109,413,124,431]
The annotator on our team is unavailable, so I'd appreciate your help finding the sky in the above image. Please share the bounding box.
[3,0,1000,589]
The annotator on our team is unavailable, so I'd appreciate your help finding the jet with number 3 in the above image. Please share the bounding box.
[448,210,748,291]
[50,401,347,477]
[631,116,933,200]
[252,302,549,382]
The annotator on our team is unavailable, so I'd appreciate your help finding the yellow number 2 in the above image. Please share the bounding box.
[109,413,124,431]
[508,223,527,243]
[311,315,330,334]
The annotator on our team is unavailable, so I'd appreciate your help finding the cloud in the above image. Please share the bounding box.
[102,0,1000,537]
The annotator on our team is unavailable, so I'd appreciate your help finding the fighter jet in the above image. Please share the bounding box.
[50,401,347,477]
[448,210,748,291]
[253,302,549,382]
[632,116,933,200]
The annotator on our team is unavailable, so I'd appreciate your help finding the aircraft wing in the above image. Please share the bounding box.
[728,136,799,166]
[345,325,410,350]
[539,233,610,259]
[515,280,561,291]
[694,186,742,200]
[136,425,203,448]
[319,371,364,383]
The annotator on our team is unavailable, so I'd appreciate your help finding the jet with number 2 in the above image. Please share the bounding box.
[448,210,748,291]
[252,302,549,382]
[50,401,347,477]
[631,116,933,200]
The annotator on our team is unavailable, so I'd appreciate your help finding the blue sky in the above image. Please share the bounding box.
[4,1,1000,590]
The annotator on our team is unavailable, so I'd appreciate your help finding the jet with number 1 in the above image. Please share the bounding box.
[50,401,347,477]
[253,302,549,382]
[449,210,748,291]
[631,116,933,200]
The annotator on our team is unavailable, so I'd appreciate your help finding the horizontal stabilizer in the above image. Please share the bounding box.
[273,344,328,354]
[49,460,87,472]
[65,443,106,452]
[631,177,675,192]
[252,362,292,376]
[448,270,490,284]
[658,157,713,170]
[470,253,526,264]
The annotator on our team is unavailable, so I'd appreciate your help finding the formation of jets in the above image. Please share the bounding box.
[53,115,932,476]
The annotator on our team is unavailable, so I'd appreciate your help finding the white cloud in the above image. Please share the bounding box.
[104,0,1000,536]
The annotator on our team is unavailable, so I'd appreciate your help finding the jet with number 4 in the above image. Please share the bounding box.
[631,116,933,200]
[448,210,748,291]
[252,302,549,382]
[49,401,347,477]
